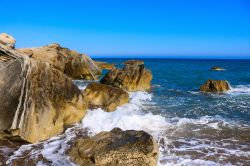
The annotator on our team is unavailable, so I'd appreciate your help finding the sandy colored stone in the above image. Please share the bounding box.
[18,43,101,80]
[101,60,152,91]
[124,60,144,66]
[200,80,231,92]
[68,128,159,166]
[82,82,129,112]
[95,61,115,70]
[0,44,87,143]
[0,33,16,48]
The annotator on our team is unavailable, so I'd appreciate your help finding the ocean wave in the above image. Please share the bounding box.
[229,85,250,94]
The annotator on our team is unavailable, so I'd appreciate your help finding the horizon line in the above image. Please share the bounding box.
[91,55,250,60]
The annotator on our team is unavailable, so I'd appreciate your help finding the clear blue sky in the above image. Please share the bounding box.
[1,0,250,58]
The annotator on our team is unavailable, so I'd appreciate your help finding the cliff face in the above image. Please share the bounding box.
[0,44,87,143]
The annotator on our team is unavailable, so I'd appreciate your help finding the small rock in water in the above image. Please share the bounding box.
[210,66,226,71]
[200,80,231,92]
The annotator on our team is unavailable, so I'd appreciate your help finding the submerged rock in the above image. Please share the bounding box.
[18,43,101,80]
[210,66,226,71]
[82,82,129,112]
[95,61,115,70]
[0,33,16,48]
[68,128,159,166]
[101,60,152,91]
[200,80,231,92]
[0,44,87,143]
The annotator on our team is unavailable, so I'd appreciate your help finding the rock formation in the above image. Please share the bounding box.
[0,44,87,143]
[210,66,226,71]
[101,60,152,91]
[82,82,129,112]
[95,61,115,70]
[200,80,231,92]
[68,128,159,166]
[18,43,101,80]
[0,33,16,48]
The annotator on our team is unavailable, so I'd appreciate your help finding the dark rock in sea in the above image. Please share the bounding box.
[95,61,115,70]
[82,82,129,112]
[0,43,87,143]
[0,33,16,49]
[210,66,226,71]
[18,43,101,80]
[200,80,231,92]
[101,60,152,91]
[68,128,159,166]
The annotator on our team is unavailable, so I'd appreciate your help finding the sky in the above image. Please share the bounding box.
[1,0,250,58]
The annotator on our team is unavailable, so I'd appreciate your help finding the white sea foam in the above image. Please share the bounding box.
[229,84,250,94]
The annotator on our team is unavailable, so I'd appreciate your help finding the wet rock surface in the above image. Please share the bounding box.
[82,82,129,112]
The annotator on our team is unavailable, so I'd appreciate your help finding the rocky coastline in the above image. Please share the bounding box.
[0,33,157,165]
[0,33,233,165]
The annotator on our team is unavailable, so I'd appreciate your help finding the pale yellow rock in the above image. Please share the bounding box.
[0,44,87,143]
[101,60,152,91]
[18,43,101,80]
[82,82,129,112]
[0,33,16,48]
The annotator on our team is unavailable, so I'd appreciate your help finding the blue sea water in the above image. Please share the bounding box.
[86,58,250,165]
[96,58,250,121]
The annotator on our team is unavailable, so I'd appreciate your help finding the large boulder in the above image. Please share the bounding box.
[0,44,87,143]
[18,43,101,80]
[6,128,158,166]
[68,128,159,166]
[101,60,152,91]
[200,80,231,92]
[82,82,129,112]
[0,33,16,48]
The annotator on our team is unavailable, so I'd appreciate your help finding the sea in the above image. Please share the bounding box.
[5,58,250,166]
